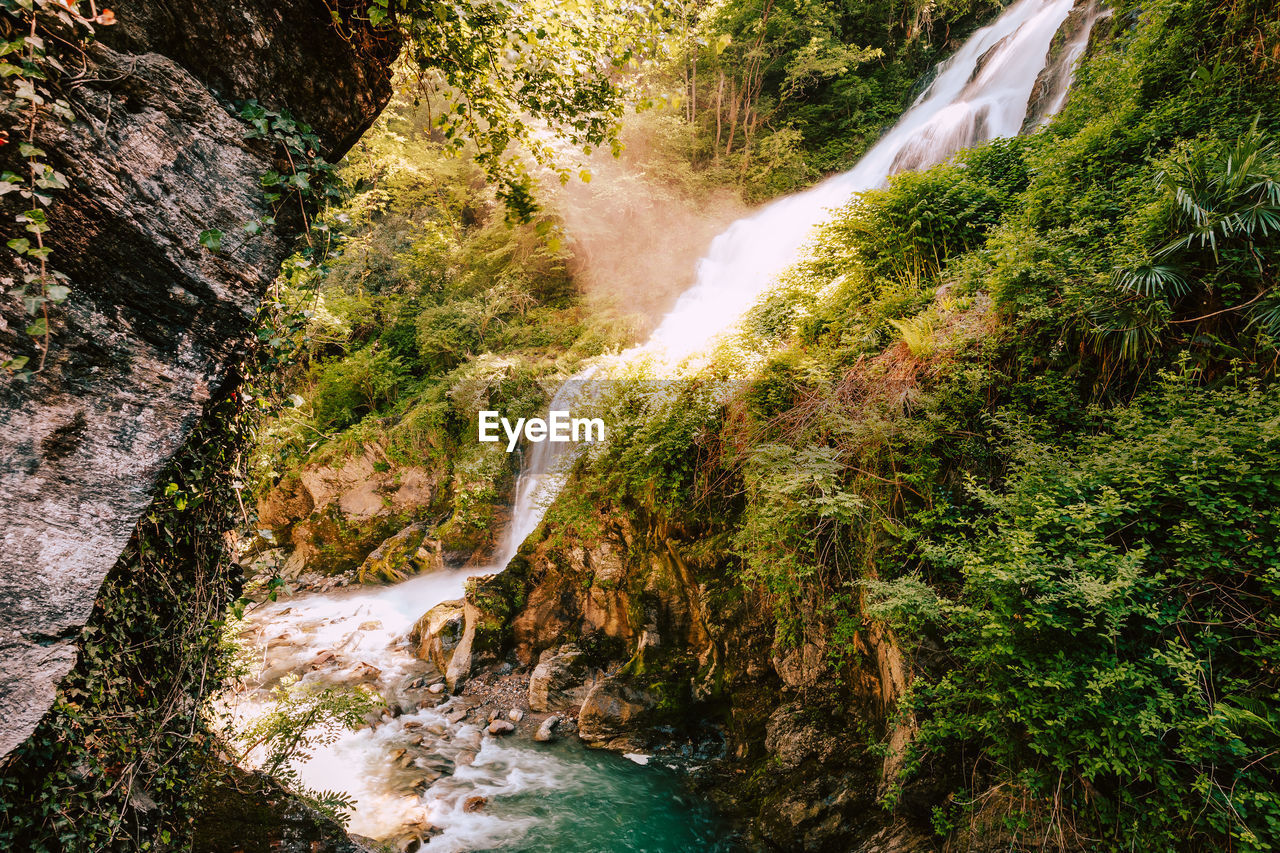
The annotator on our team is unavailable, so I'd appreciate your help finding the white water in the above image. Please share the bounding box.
[642,0,1085,366]
[230,1,1091,847]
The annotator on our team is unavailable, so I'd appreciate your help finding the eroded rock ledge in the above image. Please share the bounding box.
[0,0,396,758]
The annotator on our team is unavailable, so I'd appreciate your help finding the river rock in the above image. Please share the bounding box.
[576,678,657,746]
[463,796,488,813]
[408,599,478,692]
[356,522,443,584]
[508,709,524,723]
[533,716,560,743]
[527,643,586,712]
[409,600,466,675]
[428,682,446,695]
[487,720,516,736]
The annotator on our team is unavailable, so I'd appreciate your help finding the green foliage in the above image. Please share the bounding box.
[354,0,674,218]
[669,0,1007,195]
[234,676,380,826]
[311,346,407,430]
[908,373,1280,849]
[248,92,635,559]
[0,0,110,375]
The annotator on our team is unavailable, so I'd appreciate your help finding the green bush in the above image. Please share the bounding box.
[907,373,1280,849]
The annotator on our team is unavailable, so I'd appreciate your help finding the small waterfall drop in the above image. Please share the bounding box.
[498,370,598,568]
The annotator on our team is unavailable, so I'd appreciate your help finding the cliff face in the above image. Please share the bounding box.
[0,0,395,758]
[451,508,922,851]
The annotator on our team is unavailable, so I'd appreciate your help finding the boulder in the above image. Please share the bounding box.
[486,720,515,736]
[576,678,656,746]
[533,716,560,743]
[356,522,443,584]
[0,0,396,760]
[527,643,586,712]
[409,600,467,677]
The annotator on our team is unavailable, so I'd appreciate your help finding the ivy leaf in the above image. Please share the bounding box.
[26,318,48,337]
[198,229,224,252]
[46,284,69,303]
[8,237,30,254]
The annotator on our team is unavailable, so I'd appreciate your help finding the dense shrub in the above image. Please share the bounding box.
[905,374,1280,849]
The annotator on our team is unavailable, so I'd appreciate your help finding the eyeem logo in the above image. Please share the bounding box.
[479,410,606,452]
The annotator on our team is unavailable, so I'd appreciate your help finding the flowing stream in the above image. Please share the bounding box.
[229,1,1093,848]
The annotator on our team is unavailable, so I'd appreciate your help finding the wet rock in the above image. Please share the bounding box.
[456,728,483,750]
[507,709,524,723]
[356,522,443,584]
[534,716,560,743]
[577,678,657,746]
[409,599,474,690]
[351,662,382,681]
[445,708,468,725]
[463,795,488,813]
[455,750,478,767]
[527,643,586,712]
[487,720,516,736]
[428,682,446,695]
[772,641,826,690]
[1022,0,1108,132]
[764,703,840,772]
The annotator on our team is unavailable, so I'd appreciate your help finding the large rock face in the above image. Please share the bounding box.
[469,511,922,851]
[0,0,395,758]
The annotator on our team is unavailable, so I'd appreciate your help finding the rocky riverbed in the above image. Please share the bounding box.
[224,566,739,852]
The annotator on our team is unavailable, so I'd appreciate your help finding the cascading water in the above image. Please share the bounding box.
[643,0,1089,365]
[229,1,1096,848]
[502,370,599,563]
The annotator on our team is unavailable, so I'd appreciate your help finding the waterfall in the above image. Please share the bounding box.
[231,1,1097,844]
[495,370,597,567]
[503,0,1093,556]
[642,0,1087,364]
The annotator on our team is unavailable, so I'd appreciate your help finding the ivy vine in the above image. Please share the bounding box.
[0,0,114,377]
